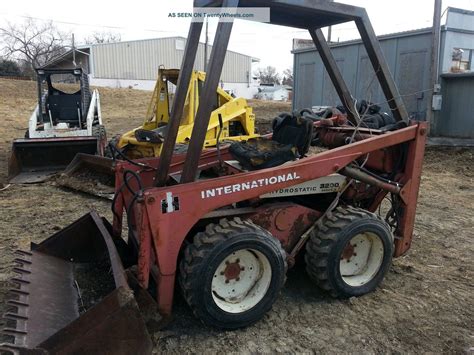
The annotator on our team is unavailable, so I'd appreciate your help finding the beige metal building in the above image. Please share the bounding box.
[46,36,260,98]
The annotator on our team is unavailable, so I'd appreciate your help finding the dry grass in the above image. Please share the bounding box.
[0,79,290,182]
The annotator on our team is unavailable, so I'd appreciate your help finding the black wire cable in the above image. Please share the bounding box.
[108,142,156,171]
[123,169,143,193]
[111,168,145,235]
[111,181,127,221]
[121,169,145,236]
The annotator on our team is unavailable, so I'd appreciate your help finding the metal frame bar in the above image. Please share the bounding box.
[155,21,203,186]
[309,28,358,125]
[180,0,239,183]
[155,1,410,185]
[355,13,409,123]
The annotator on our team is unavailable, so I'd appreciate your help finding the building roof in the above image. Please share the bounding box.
[292,27,436,54]
[44,47,90,68]
[292,7,474,55]
[78,36,259,62]
[447,6,474,16]
[258,85,291,93]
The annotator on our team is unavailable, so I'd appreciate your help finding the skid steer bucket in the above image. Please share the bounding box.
[8,137,99,184]
[0,211,153,354]
[57,153,116,199]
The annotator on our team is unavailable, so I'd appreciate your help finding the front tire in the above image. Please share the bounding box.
[179,218,287,329]
[305,206,394,298]
[92,124,107,155]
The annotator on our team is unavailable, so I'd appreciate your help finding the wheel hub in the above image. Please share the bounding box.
[223,261,243,281]
[341,243,357,261]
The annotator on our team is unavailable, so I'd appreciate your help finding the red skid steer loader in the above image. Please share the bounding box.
[1,1,427,354]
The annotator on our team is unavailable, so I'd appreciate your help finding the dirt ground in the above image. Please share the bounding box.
[0,78,473,353]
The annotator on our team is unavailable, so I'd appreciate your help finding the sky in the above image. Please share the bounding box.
[1,0,474,73]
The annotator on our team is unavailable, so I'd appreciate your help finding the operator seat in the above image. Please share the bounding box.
[47,93,82,126]
[229,112,313,170]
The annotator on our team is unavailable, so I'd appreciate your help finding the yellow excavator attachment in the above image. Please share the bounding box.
[59,68,258,197]
[113,68,258,158]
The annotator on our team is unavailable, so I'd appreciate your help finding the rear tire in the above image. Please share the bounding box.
[305,206,394,298]
[179,218,287,329]
[92,124,106,139]
[92,124,107,155]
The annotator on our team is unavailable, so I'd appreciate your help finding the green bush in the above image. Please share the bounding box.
[0,59,21,76]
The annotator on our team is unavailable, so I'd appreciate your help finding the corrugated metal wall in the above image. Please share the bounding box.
[293,30,434,120]
[91,37,251,83]
[432,74,474,138]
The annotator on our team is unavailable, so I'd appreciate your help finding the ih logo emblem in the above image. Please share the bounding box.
[161,192,180,213]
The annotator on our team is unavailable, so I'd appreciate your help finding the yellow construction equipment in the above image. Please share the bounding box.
[110,67,258,158]
[59,67,259,197]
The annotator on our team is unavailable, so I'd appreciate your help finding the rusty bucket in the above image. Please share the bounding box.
[8,137,100,184]
[57,153,116,199]
[0,212,153,354]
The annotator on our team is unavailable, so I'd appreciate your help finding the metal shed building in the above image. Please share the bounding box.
[292,7,474,138]
[46,36,260,98]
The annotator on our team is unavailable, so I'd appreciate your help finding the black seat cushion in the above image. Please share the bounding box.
[272,113,313,156]
[229,113,313,170]
[229,138,297,171]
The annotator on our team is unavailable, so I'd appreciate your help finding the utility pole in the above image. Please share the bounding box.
[327,26,332,43]
[427,0,442,131]
[72,33,76,67]
[204,17,209,73]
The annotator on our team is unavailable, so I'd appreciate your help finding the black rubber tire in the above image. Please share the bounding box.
[92,124,106,139]
[92,124,107,154]
[104,135,121,158]
[305,206,394,298]
[179,217,287,329]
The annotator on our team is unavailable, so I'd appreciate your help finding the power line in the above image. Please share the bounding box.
[0,12,177,34]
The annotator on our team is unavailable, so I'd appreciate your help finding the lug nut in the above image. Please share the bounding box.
[225,280,229,284]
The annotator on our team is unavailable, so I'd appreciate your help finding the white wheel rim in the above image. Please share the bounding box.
[339,232,384,287]
[211,249,272,313]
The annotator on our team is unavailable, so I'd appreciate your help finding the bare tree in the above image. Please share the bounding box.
[84,31,121,44]
[282,68,293,86]
[0,18,69,72]
[255,66,281,85]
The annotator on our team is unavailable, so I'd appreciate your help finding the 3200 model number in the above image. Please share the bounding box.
[320,183,340,189]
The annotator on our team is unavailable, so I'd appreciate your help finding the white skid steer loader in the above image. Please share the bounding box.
[8,67,107,183]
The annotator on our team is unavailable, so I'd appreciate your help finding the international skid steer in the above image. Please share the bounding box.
[7,68,106,184]
[1,1,427,354]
